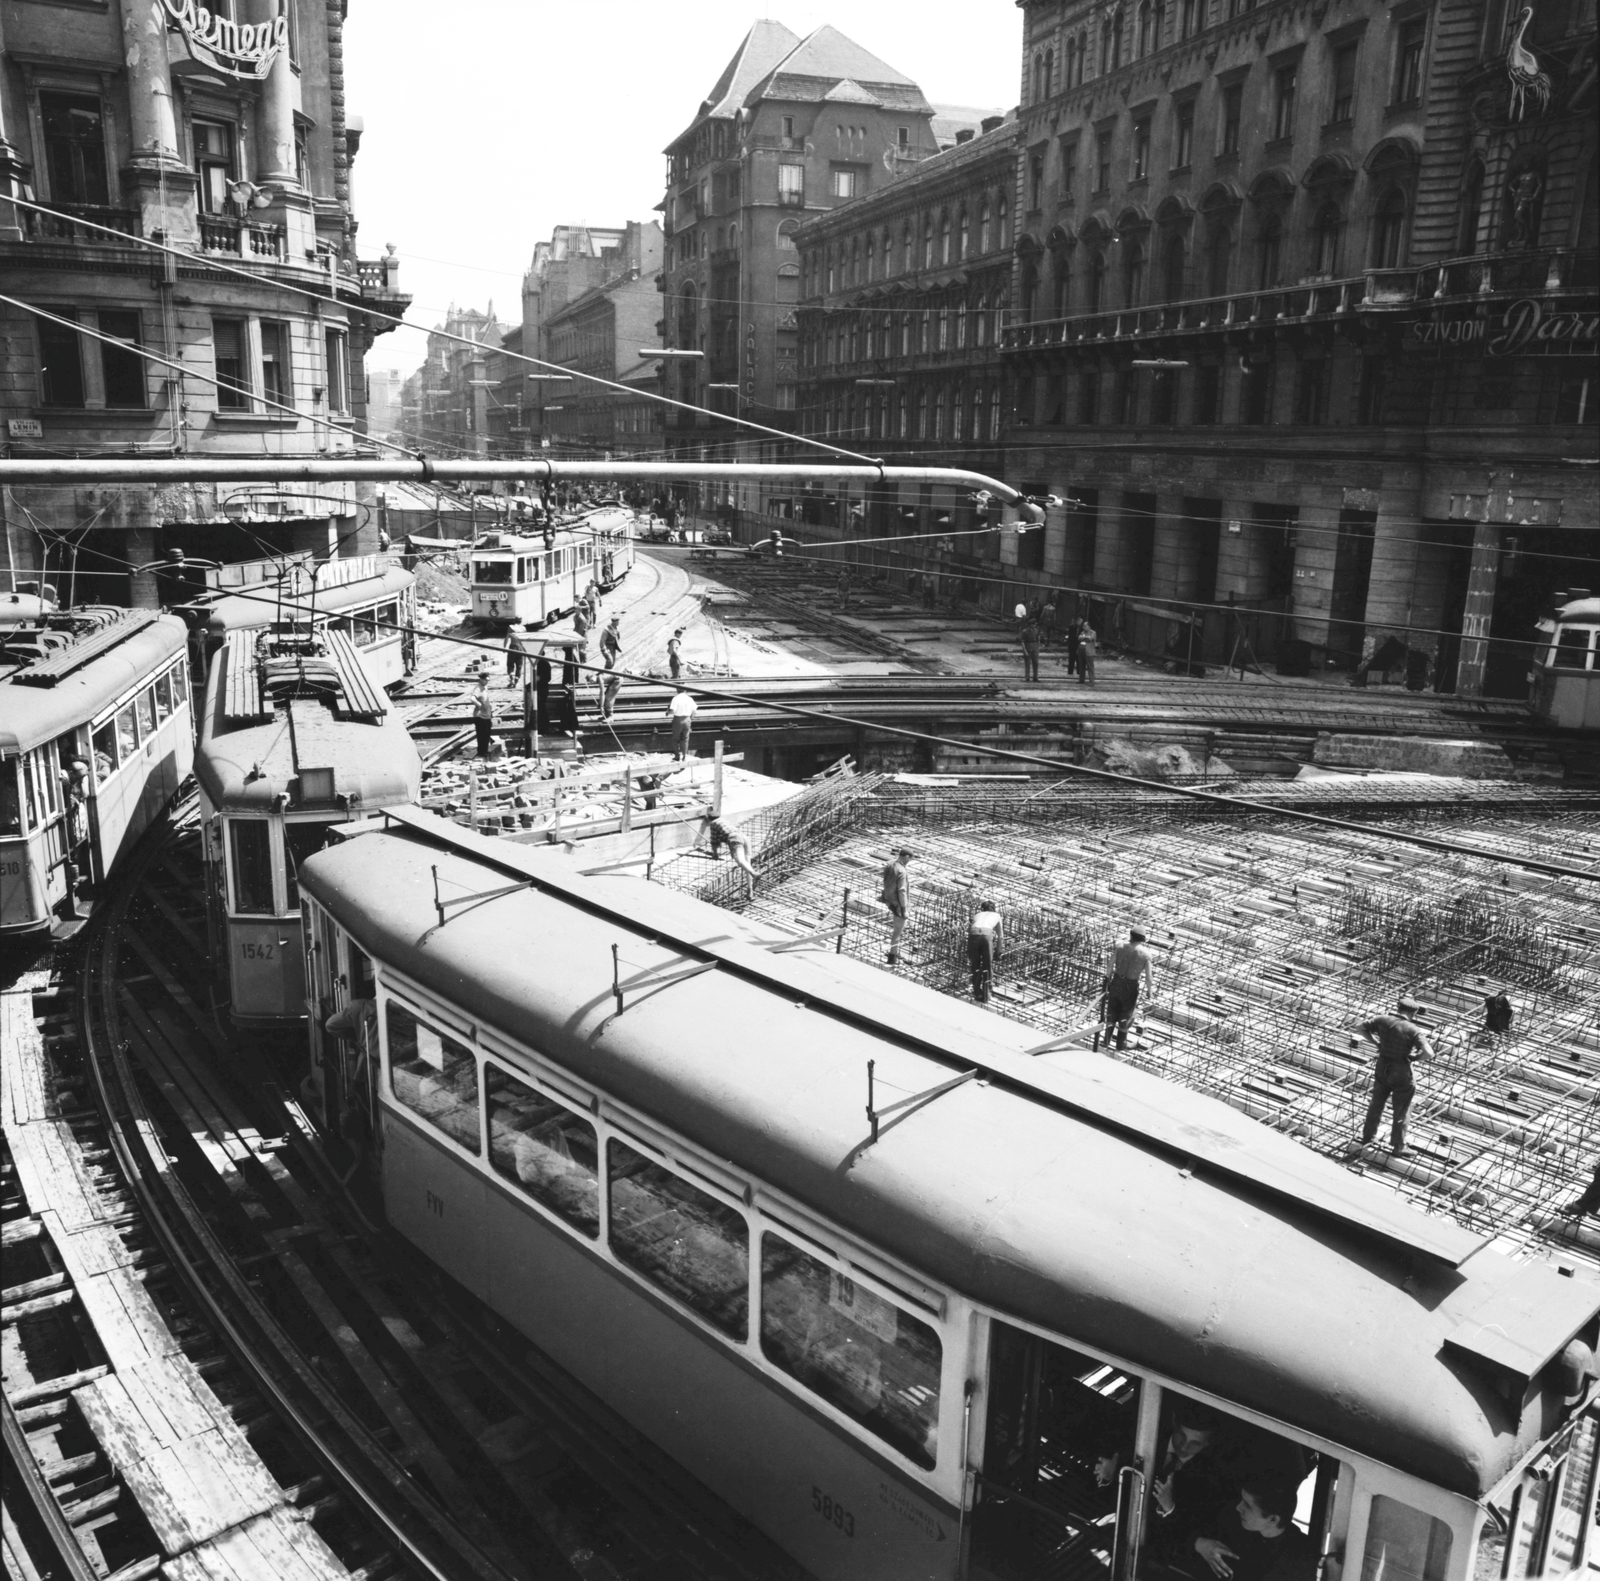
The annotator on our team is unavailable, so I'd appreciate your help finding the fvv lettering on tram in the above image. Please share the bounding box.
[875,1479,946,1542]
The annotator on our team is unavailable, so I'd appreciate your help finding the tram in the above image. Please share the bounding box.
[195,627,419,1019]
[2,609,193,934]
[192,554,417,690]
[1531,589,1600,730]
[298,806,1599,1581]
[468,505,635,628]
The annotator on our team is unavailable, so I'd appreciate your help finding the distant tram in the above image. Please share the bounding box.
[299,807,1599,1581]
[468,505,635,627]
[191,555,417,690]
[195,627,419,1019]
[1531,590,1600,731]
[1,609,193,933]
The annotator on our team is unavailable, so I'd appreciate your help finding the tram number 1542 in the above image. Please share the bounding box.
[240,941,276,960]
[811,1486,855,1537]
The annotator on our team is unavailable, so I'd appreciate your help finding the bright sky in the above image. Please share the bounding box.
[344,1,1021,376]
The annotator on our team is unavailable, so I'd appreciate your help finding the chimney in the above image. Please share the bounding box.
[980,115,1004,133]
[955,129,975,144]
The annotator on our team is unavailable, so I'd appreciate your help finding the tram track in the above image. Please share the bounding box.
[5,797,808,1581]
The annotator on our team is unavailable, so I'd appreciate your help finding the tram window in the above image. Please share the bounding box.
[761,1233,942,1469]
[485,1063,599,1237]
[475,560,513,584]
[1,759,21,835]
[376,602,398,634]
[169,662,188,708]
[115,703,139,759]
[353,608,377,647]
[607,1140,748,1339]
[1553,628,1594,668]
[153,671,172,723]
[543,553,555,579]
[1360,1496,1451,1581]
[386,1001,481,1154]
[228,820,274,915]
[282,821,330,912]
[135,686,155,740]
[92,720,118,781]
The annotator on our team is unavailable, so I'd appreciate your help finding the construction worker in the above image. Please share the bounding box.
[968,900,1003,1003]
[471,677,494,758]
[1020,611,1042,683]
[667,686,697,760]
[1076,620,1098,684]
[1104,928,1154,1049]
[1354,997,1434,1156]
[667,628,685,680]
[600,613,622,668]
[880,848,913,965]
[707,815,757,892]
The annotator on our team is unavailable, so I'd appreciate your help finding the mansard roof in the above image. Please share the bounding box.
[748,24,933,111]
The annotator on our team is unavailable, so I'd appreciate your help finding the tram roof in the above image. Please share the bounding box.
[195,632,420,811]
[299,813,1599,1498]
[1,612,189,756]
[200,565,415,636]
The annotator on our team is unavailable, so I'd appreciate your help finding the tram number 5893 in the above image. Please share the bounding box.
[812,1486,855,1537]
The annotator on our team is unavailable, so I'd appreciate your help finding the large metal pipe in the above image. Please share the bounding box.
[0,457,1039,516]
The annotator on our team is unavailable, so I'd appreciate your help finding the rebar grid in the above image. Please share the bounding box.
[653,778,1600,1271]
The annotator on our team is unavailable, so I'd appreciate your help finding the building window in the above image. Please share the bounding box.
[933,389,946,439]
[1079,369,1100,423]
[1095,131,1112,193]
[1393,19,1425,103]
[324,330,349,412]
[1311,201,1343,275]
[1330,43,1358,122]
[974,297,989,347]
[1132,120,1151,180]
[193,119,236,214]
[1162,233,1186,300]
[782,115,795,141]
[831,167,857,199]
[1241,360,1272,423]
[979,201,992,253]
[1060,140,1077,198]
[1372,188,1408,267]
[1066,36,1079,86]
[1102,8,1124,72]
[1207,225,1232,294]
[1174,102,1194,168]
[1257,215,1283,288]
[1273,65,1298,140]
[897,126,910,150]
[1088,251,1107,311]
[259,321,289,406]
[1458,160,1485,253]
[1029,149,1045,210]
[99,310,145,408]
[1137,0,1161,57]
[1194,363,1220,422]
[37,311,85,407]
[1116,368,1138,423]
[923,218,935,268]
[917,389,929,438]
[1151,367,1178,423]
[779,163,804,206]
[1180,0,1203,39]
[1221,85,1243,156]
[941,213,952,263]
[990,386,1002,437]
[958,209,970,258]
[919,312,931,353]
[40,91,109,207]
[1124,240,1146,304]
[1295,359,1329,425]
[213,317,249,409]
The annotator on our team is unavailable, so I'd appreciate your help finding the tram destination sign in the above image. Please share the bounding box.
[163,0,289,80]
[1404,296,1600,357]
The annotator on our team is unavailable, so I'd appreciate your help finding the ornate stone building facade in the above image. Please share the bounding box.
[1002,0,1596,692]
[0,0,409,601]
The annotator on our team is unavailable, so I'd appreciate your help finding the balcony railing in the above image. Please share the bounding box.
[198,214,285,260]
[22,203,140,243]
[1002,248,1595,352]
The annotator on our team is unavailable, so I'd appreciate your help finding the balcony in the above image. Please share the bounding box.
[22,202,140,244]
[1000,248,1596,353]
[198,214,285,260]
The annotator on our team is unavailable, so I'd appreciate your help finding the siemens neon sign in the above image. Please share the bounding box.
[163,0,289,80]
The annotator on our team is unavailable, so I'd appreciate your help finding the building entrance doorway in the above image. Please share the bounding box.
[1329,509,1376,668]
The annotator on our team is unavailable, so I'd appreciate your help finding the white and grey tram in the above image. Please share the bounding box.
[194,555,417,690]
[1531,590,1600,731]
[195,628,419,1020]
[298,807,1599,1581]
[468,506,635,628]
[1,609,193,933]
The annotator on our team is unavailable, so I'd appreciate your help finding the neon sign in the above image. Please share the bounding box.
[163,0,288,81]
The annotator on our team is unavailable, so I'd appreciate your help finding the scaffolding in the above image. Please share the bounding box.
[651,777,1600,1272]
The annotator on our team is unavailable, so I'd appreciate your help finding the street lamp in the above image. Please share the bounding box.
[854,378,897,386]
[1131,358,1190,367]
[637,348,705,359]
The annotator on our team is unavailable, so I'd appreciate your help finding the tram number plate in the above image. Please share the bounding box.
[811,1486,855,1538]
[240,941,276,960]
[1,859,21,877]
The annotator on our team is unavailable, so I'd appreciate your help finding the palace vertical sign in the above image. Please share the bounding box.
[163,0,289,80]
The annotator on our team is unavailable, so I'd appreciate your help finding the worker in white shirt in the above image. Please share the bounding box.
[968,901,1004,1002]
[667,686,698,760]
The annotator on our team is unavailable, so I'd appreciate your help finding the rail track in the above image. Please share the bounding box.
[2,802,806,1581]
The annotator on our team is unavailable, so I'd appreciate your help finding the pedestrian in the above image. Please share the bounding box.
[1040,600,1058,646]
[534,652,552,734]
[667,685,697,760]
[471,676,494,759]
[1020,612,1042,682]
[1103,927,1154,1050]
[1076,620,1098,684]
[599,667,622,721]
[667,628,685,680]
[838,567,852,609]
[1353,997,1435,1156]
[922,574,938,612]
[880,847,912,965]
[707,815,758,892]
[968,899,1003,1003]
[600,614,622,668]
[1065,616,1081,675]
[574,598,593,643]
[560,644,580,689]
[506,624,526,685]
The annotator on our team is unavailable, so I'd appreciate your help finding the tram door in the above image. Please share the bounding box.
[971,1322,1142,1581]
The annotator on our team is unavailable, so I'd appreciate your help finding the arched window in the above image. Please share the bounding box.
[849,318,860,362]
[919,311,931,352]
[941,211,952,264]
[1102,9,1124,73]
[999,195,1010,247]
[1033,52,1046,102]
[1044,48,1054,96]
[1066,37,1078,87]
[1459,159,1485,254]
[971,386,984,440]
[879,394,890,436]
[957,300,968,347]
[1124,240,1145,304]
[898,392,909,437]
[917,389,929,439]
[845,393,855,435]
[902,223,913,273]
[826,247,836,292]
[923,217,935,268]
[990,386,1002,437]
[1162,232,1186,300]
[1256,214,1282,288]
[980,200,992,253]
[1372,188,1407,267]
[849,237,860,284]
[1022,259,1040,319]
[1207,224,1232,294]
[1053,254,1072,315]
[938,305,950,349]
[1137,0,1160,56]
[1088,251,1107,311]
[1311,201,1343,276]
[975,294,990,346]
[900,312,912,356]
[934,389,946,440]
[1075,30,1088,83]
[958,208,970,259]
[952,387,965,441]
[865,233,876,280]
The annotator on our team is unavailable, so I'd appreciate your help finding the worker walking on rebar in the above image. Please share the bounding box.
[880,848,913,966]
[708,815,757,895]
[1354,997,1434,1156]
[968,900,1004,1003]
[1103,928,1154,1050]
